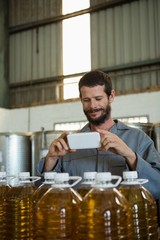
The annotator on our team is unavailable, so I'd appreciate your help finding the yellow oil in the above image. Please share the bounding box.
[33,172,56,206]
[33,183,52,206]
[119,184,158,239]
[77,172,97,198]
[78,187,133,240]
[4,183,36,240]
[35,186,82,240]
[77,183,92,198]
[0,184,11,239]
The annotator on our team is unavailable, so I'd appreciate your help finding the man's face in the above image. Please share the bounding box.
[80,85,111,126]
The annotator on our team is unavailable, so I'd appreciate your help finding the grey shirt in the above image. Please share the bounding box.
[36,120,160,199]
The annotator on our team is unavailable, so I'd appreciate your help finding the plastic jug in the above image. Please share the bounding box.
[0,172,12,239]
[4,172,40,240]
[35,172,82,240]
[119,171,158,239]
[78,172,133,240]
[33,171,57,206]
[77,171,97,198]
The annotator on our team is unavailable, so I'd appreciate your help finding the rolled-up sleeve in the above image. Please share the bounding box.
[36,157,45,176]
[136,143,160,199]
[36,157,63,176]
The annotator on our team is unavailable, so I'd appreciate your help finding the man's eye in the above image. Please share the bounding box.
[83,99,90,103]
[96,98,102,101]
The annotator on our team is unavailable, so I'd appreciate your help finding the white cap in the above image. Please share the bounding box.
[83,172,97,179]
[44,172,56,180]
[96,172,112,181]
[54,173,69,182]
[19,172,30,178]
[0,172,6,178]
[123,171,138,180]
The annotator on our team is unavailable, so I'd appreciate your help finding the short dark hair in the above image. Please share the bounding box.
[78,70,112,98]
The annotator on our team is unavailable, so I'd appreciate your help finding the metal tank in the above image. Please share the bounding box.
[31,128,62,176]
[0,132,31,176]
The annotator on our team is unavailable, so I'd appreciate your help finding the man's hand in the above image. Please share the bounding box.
[97,129,137,170]
[43,132,76,172]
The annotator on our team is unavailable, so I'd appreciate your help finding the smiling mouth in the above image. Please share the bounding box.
[86,108,103,114]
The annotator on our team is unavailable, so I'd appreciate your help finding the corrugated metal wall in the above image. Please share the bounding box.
[8,0,160,108]
[9,0,62,26]
[9,0,63,107]
[0,0,9,108]
[90,0,160,93]
[91,0,160,66]
[9,24,62,83]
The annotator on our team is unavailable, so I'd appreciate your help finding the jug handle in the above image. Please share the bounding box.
[69,176,82,187]
[112,176,122,187]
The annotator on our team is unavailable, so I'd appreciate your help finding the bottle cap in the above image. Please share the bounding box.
[123,171,138,180]
[0,172,6,178]
[19,172,30,178]
[96,172,112,181]
[44,172,56,180]
[83,172,97,179]
[121,171,148,185]
[54,173,69,182]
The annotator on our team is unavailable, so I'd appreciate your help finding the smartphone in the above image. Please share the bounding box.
[67,132,101,149]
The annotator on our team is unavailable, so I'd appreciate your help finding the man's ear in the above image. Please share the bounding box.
[109,89,115,103]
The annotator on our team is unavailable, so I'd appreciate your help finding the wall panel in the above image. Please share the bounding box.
[9,22,62,83]
[9,0,62,26]
[90,0,160,94]
[106,8,115,66]
[8,0,160,108]
[91,0,160,68]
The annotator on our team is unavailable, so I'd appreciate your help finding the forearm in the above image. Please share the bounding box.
[42,154,59,172]
[124,151,137,170]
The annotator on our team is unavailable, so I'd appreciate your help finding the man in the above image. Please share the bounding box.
[37,70,160,200]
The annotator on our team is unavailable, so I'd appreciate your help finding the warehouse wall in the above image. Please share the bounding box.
[0,0,160,134]
[0,0,9,107]
[0,91,159,133]
[8,0,160,108]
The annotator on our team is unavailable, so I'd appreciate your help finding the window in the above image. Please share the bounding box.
[54,121,87,131]
[62,0,91,99]
[63,77,79,100]
[54,116,149,131]
[118,116,149,124]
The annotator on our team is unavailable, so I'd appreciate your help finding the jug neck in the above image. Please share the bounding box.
[92,172,122,188]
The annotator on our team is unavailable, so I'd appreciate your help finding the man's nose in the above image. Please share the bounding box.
[90,99,97,108]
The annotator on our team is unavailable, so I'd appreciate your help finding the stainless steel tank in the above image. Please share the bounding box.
[0,132,31,176]
[31,128,62,175]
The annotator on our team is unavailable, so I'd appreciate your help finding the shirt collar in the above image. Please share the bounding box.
[81,120,130,133]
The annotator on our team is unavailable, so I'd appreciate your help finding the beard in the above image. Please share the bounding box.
[84,104,111,126]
